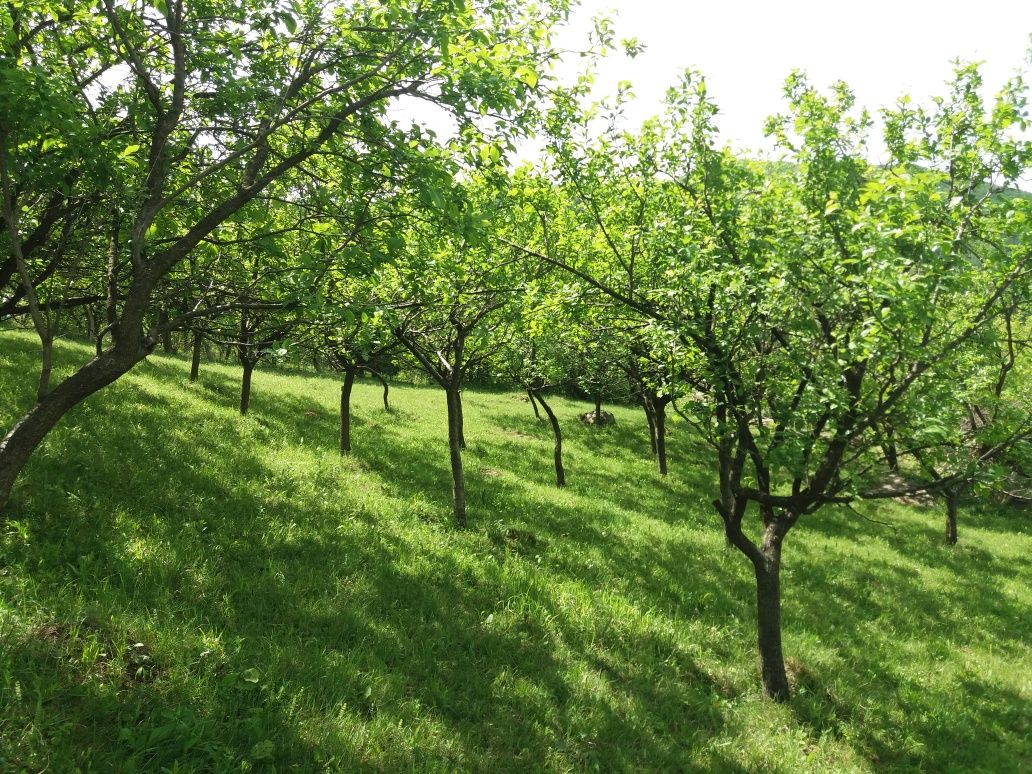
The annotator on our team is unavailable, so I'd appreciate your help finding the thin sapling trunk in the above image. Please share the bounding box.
[190,330,203,381]
[340,367,356,454]
[533,389,564,487]
[528,388,541,419]
[445,386,467,526]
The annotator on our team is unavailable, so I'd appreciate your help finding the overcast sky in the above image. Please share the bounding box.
[547,0,1032,157]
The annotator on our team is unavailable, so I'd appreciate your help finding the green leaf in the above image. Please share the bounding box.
[516,66,538,90]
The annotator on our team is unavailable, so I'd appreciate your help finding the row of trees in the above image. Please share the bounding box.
[3,1,1031,702]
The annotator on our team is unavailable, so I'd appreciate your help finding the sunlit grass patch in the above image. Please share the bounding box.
[0,330,1029,771]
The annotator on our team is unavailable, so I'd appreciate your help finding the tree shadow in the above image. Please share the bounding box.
[1,337,734,770]
[2,336,1030,771]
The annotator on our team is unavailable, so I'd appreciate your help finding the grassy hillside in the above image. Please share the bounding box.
[1,331,1030,772]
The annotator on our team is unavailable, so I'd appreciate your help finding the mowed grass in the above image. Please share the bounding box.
[0,330,1030,773]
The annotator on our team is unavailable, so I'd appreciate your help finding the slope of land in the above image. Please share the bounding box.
[1,331,1030,771]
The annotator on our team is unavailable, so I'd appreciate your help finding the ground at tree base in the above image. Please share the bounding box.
[1,332,1030,772]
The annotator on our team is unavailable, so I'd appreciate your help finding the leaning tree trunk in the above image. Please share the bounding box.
[945,490,959,545]
[753,522,791,702]
[445,387,467,527]
[189,330,203,382]
[378,374,390,411]
[340,368,356,454]
[528,389,541,420]
[0,347,143,509]
[533,389,564,487]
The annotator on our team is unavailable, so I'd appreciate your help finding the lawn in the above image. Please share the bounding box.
[1,330,1030,772]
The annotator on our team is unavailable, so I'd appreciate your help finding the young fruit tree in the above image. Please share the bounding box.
[514,65,1032,700]
[0,0,569,509]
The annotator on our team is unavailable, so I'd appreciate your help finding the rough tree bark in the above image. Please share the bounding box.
[753,521,791,702]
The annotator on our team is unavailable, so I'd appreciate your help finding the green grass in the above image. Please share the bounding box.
[0,329,1030,772]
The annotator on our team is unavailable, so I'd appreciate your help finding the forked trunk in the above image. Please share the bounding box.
[0,347,143,510]
[445,388,466,526]
[340,369,355,454]
[533,389,564,487]
[528,388,541,419]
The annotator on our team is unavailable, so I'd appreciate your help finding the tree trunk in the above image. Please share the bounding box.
[190,330,202,382]
[882,425,899,472]
[528,388,541,420]
[445,387,466,527]
[239,362,254,415]
[340,368,355,454]
[754,524,790,702]
[594,394,602,422]
[159,310,173,354]
[654,399,668,476]
[534,390,564,487]
[37,333,54,401]
[945,490,958,545]
[456,390,466,450]
[644,397,657,454]
[0,348,142,510]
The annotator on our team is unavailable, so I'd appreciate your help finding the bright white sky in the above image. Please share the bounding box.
[553,0,1032,157]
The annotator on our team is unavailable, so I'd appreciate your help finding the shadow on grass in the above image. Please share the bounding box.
[1,336,1030,771]
[1,337,733,770]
